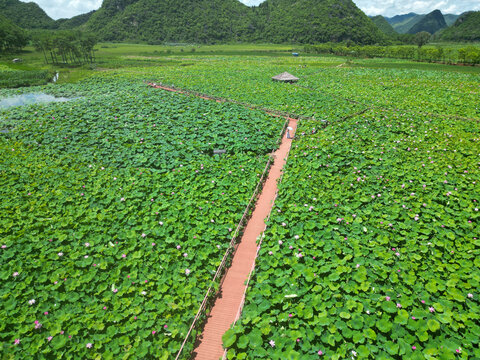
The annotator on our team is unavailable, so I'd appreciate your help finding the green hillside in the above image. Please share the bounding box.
[84,0,385,44]
[371,15,397,36]
[0,0,56,29]
[256,0,386,44]
[407,9,447,34]
[85,0,255,43]
[440,11,480,41]
[444,14,460,26]
[386,13,424,34]
[56,10,96,30]
[0,13,27,52]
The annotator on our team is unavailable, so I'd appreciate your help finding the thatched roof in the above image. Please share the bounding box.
[272,72,299,83]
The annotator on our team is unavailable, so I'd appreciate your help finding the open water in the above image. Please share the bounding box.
[0,93,72,109]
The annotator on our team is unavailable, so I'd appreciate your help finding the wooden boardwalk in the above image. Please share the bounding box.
[192,118,297,360]
[148,82,297,359]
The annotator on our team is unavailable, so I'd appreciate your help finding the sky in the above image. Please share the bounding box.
[22,0,480,20]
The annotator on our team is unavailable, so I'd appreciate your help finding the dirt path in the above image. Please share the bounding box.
[192,118,297,360]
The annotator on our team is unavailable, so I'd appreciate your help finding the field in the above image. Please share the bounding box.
[1,44,479,359]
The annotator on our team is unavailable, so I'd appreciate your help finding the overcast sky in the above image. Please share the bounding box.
[22,0,480,20]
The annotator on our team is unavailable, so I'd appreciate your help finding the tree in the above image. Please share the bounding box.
[0,15,28,53]
[31,30,97,65]
[413,31,431,48]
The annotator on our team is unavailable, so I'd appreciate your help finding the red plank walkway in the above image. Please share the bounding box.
[192,118,298,360]
[148,82,298,359]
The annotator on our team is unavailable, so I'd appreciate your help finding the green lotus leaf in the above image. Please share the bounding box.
[427,319,440,332]
[376,318,393,333]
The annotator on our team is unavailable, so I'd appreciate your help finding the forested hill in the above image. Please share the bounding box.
[0,0,56,29]
[407,9,447,34]
[440,11,480,41]
[0,13,27,52]
[83,0,385,44]
[370,15,397,36]
[84,0,255,43]
[255,0,385,44]
[56,11,96,30]
[385,13,424,34]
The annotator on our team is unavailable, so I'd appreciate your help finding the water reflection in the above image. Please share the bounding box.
[0,93,72,109]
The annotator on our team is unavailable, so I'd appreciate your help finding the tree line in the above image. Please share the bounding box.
[32,31,97,65]
[304,43,480,65]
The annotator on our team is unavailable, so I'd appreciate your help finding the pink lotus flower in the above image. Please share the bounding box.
[14,339,20,345]
[412,346,416,350]
[185,269,191,275]
[429,307,435,313]
[386,296,391,301]
[84,243,90,247]
[152,331,156,335]
[396,303,402,308]
[269,340,275,347]
[47,336,53,342]
[468,293,473,299]
[152,243,156,246]
[122,254,126,258]
[86,343,92,348]
[141,233,146,238]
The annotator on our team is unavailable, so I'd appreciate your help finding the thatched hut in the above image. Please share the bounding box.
[272,72,299,83]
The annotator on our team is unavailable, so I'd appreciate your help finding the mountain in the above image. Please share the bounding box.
[56,10,96,30]
[385,13,421,33]
[0,0,56,29]
[85,0,256,43]
[385,12,417,26]
[440,11,480,41]
[0,13,28,52]
[370,15,397,36]
[385,13,424,33]
[444,14,460,26]
[407,9,447,34]
[84,0,386,44]
[256,0,386,44]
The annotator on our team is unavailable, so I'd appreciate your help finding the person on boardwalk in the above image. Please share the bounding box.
[286,126,294,139]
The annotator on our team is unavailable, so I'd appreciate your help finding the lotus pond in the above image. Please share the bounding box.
[0,74,284,359]
[1,52,479,359]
